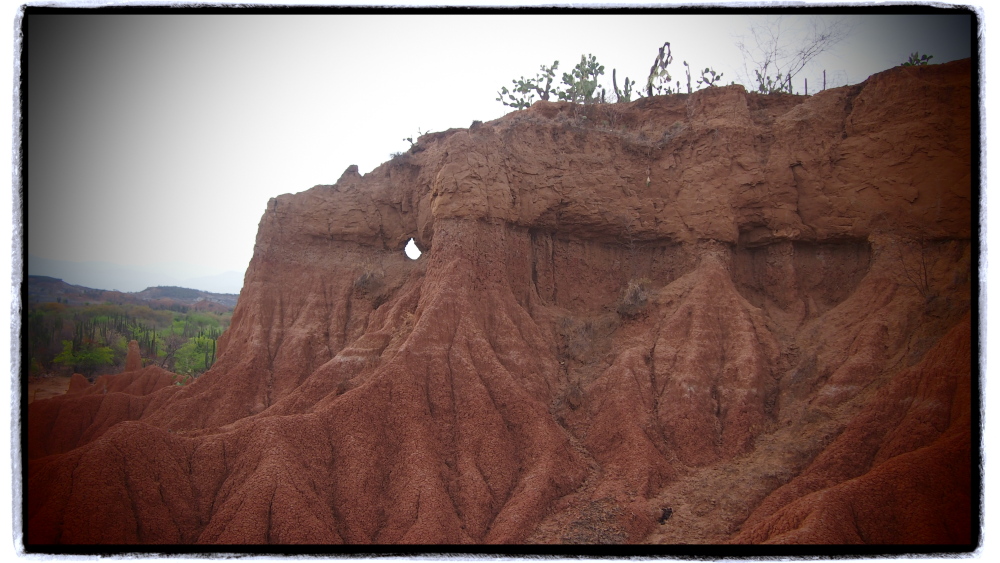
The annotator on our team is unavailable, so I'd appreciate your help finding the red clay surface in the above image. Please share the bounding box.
[26,60,974,546]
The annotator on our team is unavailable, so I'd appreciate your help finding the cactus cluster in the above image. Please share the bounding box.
[902,52,934,66]
[499,41,728,110]
[496,61,560,110]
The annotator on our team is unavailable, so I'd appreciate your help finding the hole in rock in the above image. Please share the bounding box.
[404,238,422,260]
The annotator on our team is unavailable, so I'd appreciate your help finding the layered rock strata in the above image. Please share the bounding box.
[27,59,974,546]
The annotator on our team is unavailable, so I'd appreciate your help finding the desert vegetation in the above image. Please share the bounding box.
[497,16,887,107]
[27,290,232,380]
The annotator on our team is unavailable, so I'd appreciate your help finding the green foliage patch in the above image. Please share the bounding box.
[27,299,233,381]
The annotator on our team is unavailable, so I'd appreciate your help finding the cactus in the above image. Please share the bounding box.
[612,68,636,103]
[497,60,560,109]
[696,67,724,89]
[558,54,605,104]
[646,41,673,97]
[902,52,933,66]
[753,69,791,94]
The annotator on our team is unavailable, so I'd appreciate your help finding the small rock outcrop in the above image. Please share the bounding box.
[26,60,974,546]
[124,339,143,372]
[65,373,90,395]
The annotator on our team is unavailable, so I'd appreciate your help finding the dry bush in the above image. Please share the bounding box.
[353,271,383,294]
[617,277,652,319]
[354,253,386,298]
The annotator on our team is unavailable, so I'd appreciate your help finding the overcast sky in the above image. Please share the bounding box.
[24,7,975,293]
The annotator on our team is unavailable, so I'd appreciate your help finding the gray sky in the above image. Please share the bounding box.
[25,8,974,292]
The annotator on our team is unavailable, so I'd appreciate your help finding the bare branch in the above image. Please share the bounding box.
[736,15,855,94]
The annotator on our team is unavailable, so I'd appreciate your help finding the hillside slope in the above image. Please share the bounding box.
[27,275,238,310]
[26,59,974,547]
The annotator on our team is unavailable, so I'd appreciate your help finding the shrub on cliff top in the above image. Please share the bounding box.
[902,52,933,66]
[736,15,854,95]
[498,41,724,109]
[498,50,657,108]
[500,18,854,106]
[498,55,609,108]
[497,60,561,109]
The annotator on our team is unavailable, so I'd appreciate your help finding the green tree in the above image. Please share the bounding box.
[172,335,219,376]
[53,340,115,379]
[27,302,69,374]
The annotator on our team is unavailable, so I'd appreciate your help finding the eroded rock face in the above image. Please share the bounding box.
[26,60,974,545]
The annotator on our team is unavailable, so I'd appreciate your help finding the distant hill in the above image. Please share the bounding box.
[27,254,245,294]
[27,275,239,311]
[137,286,205,300]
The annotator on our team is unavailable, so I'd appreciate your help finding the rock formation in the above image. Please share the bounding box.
[124,339,143,372]
[26,59,974,547]
[65,373,90,395]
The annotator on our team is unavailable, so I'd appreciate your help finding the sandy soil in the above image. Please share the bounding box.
[27,376,72,403]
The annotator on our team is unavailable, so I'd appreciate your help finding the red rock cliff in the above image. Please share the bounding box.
[26,59,974,546]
